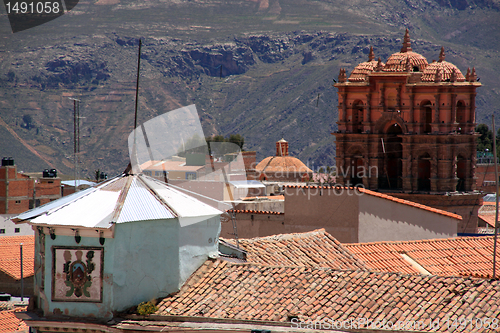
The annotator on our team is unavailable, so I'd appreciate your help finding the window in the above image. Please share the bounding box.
[186,172,197,180]
[0,229,5,234]
[14,228,20,233]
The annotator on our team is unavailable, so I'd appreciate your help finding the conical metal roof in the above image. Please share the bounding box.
[13,173,221,228]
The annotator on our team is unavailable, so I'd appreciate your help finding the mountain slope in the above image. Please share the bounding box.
[0,0,499,176]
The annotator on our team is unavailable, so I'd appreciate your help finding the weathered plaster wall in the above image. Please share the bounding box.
[178,216,220,284]
[41,230,115,318]
[38,217,221,318]
[220,213,285,239]
[283,187,360,243]
[358,194,458,242]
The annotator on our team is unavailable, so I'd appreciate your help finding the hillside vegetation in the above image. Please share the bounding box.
[0,0,499,177]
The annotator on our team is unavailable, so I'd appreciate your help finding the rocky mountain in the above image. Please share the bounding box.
[0,0,499,177]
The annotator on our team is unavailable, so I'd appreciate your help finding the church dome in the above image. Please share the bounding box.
[383,29,428,73]
[255,156,312,174]
[421,47,465,82]
[255,139,312,181]
[348,47,385,82]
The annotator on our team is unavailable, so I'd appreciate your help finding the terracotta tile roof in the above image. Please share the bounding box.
[348,60,381,82]
[478,214,496,228]
[421,60,466,82]
[222,229,366,270]
[383,51,428,72]
[227,209,283,215]
[284,185,462,220]
[157,259,500,331]
[255,156,312,174]
[346,236,500,278]
[0,308,28,333]
[358,188,462,220]
[0,236,34,280]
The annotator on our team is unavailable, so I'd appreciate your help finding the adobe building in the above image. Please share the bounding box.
[0,158,61,214]
[255,138,313,182]
[220,185,460,243]
[333,30,482,233]
[13,172,221,319]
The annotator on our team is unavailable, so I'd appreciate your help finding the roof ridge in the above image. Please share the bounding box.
[227,209,283,215]
[233,228,327,242]
[282,184,461,220]
[358,188,462,220]
[136,175,178,217]
[203,258,495,284]
[345,234,496,247]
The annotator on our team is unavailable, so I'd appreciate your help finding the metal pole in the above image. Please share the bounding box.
[492,114,499,279]
[69,98,81,191]
[134,39,142,130]
[20,243,23,301]
[74,99,77,189]
[77,100,80,188]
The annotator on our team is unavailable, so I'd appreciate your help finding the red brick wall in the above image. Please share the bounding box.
[476,164,499,193]
[35,178,61,196]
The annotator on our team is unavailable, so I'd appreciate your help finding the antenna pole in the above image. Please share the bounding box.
[134,39,142,130]
[493,114,499,279]
[73,99,77,187]
[69,97,81,190]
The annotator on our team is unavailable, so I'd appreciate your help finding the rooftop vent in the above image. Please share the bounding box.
[1,157,14,166]
[42,169,57,178]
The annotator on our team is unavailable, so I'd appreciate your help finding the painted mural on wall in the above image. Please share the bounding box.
[52,247,103,302]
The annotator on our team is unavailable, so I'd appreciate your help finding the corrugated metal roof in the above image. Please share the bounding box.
[13,185,99,222]
[61,179,96,187]
[117,177,176,223]
[141,176,222,227]
[14,174,221,229]
[229,180,265,188]
[24,188,120,228]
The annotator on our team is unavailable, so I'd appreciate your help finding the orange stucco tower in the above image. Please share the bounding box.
[333,30,482,233]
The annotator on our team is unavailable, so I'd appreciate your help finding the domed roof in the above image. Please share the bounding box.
[348,47,385,82]
[255,156,312,174]
[383,29,428,72]
[421,47,465,82]
[256,139,312,175]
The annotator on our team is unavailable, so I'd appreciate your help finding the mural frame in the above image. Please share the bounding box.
[51,246,104,303]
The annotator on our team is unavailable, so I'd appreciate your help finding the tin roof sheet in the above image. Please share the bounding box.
[117,177,176,223]
[15,174,221,229]
[141,176,222,226]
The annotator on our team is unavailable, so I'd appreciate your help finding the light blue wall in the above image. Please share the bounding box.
[41,229,116,318]
[38,216,221,318]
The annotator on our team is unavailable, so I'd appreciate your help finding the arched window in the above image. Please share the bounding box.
[352,100,364,133]
[418,153,431,191]
[456,100,466,133]
[420,100,432,134]
[456,155,466,191]
[350,155,364,186]
[379,123,403,189]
